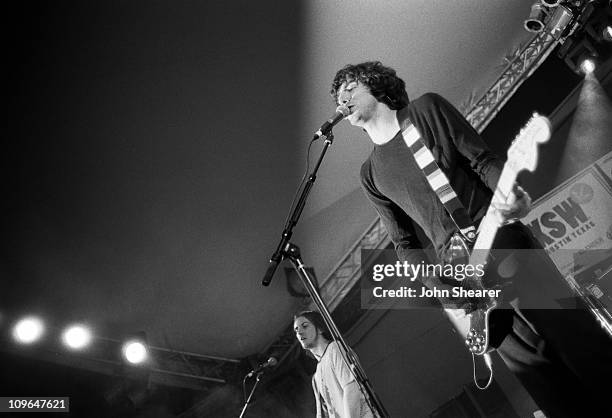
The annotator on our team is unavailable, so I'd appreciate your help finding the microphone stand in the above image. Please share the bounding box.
[261,132,390,418]
[261,132,335,287]
[239,371,263,418]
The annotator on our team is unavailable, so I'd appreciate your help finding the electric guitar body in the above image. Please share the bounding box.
[444,113,552,355]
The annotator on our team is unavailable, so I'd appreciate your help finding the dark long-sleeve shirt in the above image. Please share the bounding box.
[360,93,504,265]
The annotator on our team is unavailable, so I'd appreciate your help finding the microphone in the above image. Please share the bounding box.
[247,357,278,377]
[313,105,350,140]
[262,256,280,287]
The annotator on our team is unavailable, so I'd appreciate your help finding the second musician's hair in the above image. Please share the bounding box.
[294,310,332,341]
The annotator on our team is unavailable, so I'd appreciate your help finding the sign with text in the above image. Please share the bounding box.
[524,152,612,277]
[523,152,612,313]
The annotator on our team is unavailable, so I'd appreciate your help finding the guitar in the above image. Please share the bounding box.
[444,113,552,356]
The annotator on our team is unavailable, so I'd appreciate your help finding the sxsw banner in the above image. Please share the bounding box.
[523,151,612,309]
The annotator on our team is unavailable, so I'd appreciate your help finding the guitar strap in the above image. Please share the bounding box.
[398,114,495,388]
[397,116,476,242]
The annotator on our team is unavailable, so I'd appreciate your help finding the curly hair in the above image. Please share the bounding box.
[330,61,409,110]
[294,310,332,341]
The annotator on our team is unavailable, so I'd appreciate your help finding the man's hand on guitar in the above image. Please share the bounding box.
[493,184,532,224]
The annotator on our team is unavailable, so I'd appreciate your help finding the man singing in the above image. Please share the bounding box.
[329,61,611,417]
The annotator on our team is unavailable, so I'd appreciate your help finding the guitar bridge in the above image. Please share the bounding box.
[466,329,487,355]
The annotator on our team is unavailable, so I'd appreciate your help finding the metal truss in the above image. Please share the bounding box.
[465,30,559,133]
[0,334,241,391]
[466,0,605,132]
[143,342,242,389]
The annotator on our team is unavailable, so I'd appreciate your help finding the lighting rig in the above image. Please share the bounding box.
[524,0,612,75]
[0,314,242,392]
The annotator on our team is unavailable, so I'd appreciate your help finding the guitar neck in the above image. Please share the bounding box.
[472,166,518,257]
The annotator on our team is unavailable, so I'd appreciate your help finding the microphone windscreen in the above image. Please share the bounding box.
[336,105,350,117]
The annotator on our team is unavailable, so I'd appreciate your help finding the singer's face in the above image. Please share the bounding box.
[294,317,321,349]
[337,80,379,126]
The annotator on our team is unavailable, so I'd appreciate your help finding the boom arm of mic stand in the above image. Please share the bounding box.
[261,133,334,286]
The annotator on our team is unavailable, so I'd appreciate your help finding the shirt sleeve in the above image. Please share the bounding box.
[424,93,504,192]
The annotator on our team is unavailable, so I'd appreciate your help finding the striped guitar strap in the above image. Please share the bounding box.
[397,117,477,242]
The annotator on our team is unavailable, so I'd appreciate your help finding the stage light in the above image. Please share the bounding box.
[12,317,45,344]
[61,324,92,350]
[122,339,149,364]
[547,4,574,40]
[525,2,548,33]
[579,56,597,74]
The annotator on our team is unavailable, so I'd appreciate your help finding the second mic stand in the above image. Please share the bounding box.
[239,372,263,418]
[261,132,389,418]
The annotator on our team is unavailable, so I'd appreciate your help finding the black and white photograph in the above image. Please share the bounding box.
[2,1,612,417]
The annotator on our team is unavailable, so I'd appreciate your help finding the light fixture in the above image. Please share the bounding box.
[12,316,45,344]
[122,338,149,365]
[546,4,574,40]
[61,324,92,350]
[525,2,548,33]
[578,54,597,74]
